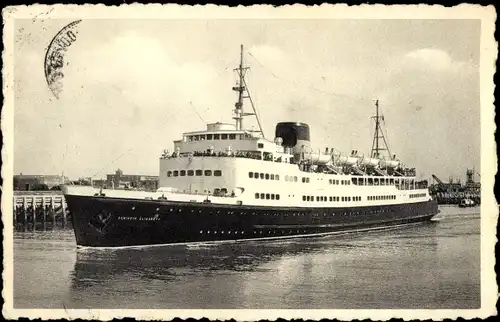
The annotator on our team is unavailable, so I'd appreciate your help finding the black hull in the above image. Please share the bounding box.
[65,195,439,247]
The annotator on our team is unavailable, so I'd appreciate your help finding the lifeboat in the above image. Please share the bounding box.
[359,157,380,167]
[337,155,358,166]
[310,153,331,164]
[380,159,400,168]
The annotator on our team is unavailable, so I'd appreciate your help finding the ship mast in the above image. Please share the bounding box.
[370,99,391,159]
[232,44,265,137]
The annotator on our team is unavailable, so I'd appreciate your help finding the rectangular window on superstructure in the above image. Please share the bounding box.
[368,178,373,185]
[206,134,213,140]
[271,174,275,180]
[204,170,212,176]
[249,172,253,178]
[255,193,259,199]
[173,170,179,177]
[167,171,172,177]
[260,193,265,199]
[390,179,395,185]
[276,194,280,200]
[187,170,194,176]
[352,178,358,185]
[265,174,270,180]
[254,172,259,178]
[271,194,275,200]
[214,170,222,176]
[275,174,279,180]
[221,134,228,140]
[199,135,206,140]
[213,134,220,140]
[229,134,236,140]
[260,173,264,179]
[195,169,202,176]
[374,178,379,186]
[359,178,364,186]
[303,196,306,201]
[381,179,386,186]
[187,136,193,142]
[257,143,264,148]
[180,170,186,176]
[266,193,270,200]
[294,176,298,182]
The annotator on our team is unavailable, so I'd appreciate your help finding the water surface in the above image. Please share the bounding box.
[14,206,480,309]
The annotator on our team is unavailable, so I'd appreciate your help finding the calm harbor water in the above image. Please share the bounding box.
[14,206,480,309]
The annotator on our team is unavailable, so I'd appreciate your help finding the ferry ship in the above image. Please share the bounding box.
[62,45,439,248]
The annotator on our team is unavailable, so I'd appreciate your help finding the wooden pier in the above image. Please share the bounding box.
[13,191,71,231]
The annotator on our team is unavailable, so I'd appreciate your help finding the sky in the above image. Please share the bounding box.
[13,18,481,182]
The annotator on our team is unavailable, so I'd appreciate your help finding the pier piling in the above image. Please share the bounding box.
[13,192,70,231]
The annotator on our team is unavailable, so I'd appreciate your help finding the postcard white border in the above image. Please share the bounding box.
[2,3,497,320]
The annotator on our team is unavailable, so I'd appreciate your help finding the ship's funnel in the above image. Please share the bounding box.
[275,122,310,147]
[275,122,311,159]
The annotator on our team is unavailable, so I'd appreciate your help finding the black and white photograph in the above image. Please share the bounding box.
[2,4,497,320]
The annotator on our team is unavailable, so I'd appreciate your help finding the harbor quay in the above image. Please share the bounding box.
[13,191,71,231]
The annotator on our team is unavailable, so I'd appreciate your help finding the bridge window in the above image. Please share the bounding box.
[206,134,213,140]
[167,171,172,177]
[214,170,222,177]
[187,170,194,176]
[258,143,264,148]
[213,134,220,140]
[221,134,228,140]
[229,134,236,140]
[195,169,202,176]
[204,170,212,176]
[180,170,186,176]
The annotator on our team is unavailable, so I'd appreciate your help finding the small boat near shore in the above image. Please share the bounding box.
[459,198,476,208]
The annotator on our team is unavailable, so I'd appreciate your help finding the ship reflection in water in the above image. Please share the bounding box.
[14,207,480,309]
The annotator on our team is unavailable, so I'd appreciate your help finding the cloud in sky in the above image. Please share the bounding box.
[13,19,480,181]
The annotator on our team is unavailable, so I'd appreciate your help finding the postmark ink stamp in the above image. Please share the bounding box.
[44,20,81,98]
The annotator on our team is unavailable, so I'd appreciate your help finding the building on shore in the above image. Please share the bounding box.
[14,174,71,191]
[105,169,158,191]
